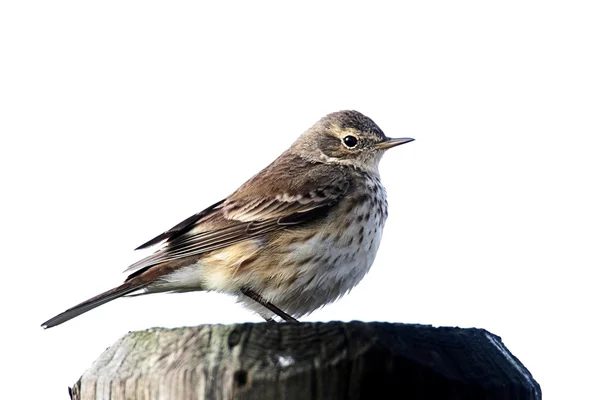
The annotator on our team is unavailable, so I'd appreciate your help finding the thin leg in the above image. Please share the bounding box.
[241,287,298,323]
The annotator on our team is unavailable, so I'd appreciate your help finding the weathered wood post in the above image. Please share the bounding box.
[70,321,541,400]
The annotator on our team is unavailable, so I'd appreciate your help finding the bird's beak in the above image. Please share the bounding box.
[375,137,415,150]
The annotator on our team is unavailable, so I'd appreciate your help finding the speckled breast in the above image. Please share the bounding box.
[262,174,388,316]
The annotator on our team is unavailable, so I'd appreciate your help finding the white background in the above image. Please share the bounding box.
[1,2,599,399]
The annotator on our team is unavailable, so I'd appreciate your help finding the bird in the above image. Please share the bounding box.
[41,110,414,328]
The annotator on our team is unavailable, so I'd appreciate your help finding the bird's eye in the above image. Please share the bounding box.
[342,135,358,148]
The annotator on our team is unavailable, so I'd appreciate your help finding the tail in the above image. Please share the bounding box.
[41,282,146,329]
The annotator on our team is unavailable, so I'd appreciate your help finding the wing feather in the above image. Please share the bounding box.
[124,157,350,277]
[134,199,226,250]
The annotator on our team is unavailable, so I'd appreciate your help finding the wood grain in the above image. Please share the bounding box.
[70,322,541,400]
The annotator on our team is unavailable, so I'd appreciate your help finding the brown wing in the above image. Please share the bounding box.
[124,155,350,277]
[134,199,226,250]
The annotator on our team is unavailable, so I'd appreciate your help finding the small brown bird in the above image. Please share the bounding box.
[42,110,413,328]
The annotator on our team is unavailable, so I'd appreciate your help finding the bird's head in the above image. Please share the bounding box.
[291,110,414,173]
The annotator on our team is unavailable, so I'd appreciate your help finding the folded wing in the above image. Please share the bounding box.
[125,158,350,278]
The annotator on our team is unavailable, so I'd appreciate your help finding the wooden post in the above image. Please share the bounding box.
[70,322,541,400]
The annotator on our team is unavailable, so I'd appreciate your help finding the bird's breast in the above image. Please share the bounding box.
[257,176,389,315]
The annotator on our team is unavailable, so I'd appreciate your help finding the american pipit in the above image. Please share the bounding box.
[42,110,413,328]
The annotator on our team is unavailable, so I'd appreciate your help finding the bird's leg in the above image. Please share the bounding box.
[240,287,298,323]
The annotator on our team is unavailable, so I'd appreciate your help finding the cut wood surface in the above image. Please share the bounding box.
[71,321,541,400]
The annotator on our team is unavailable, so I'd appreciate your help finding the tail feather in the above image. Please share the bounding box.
[41,282,146,329]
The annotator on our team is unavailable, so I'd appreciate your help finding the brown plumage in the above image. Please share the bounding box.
[41,110,413,329]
